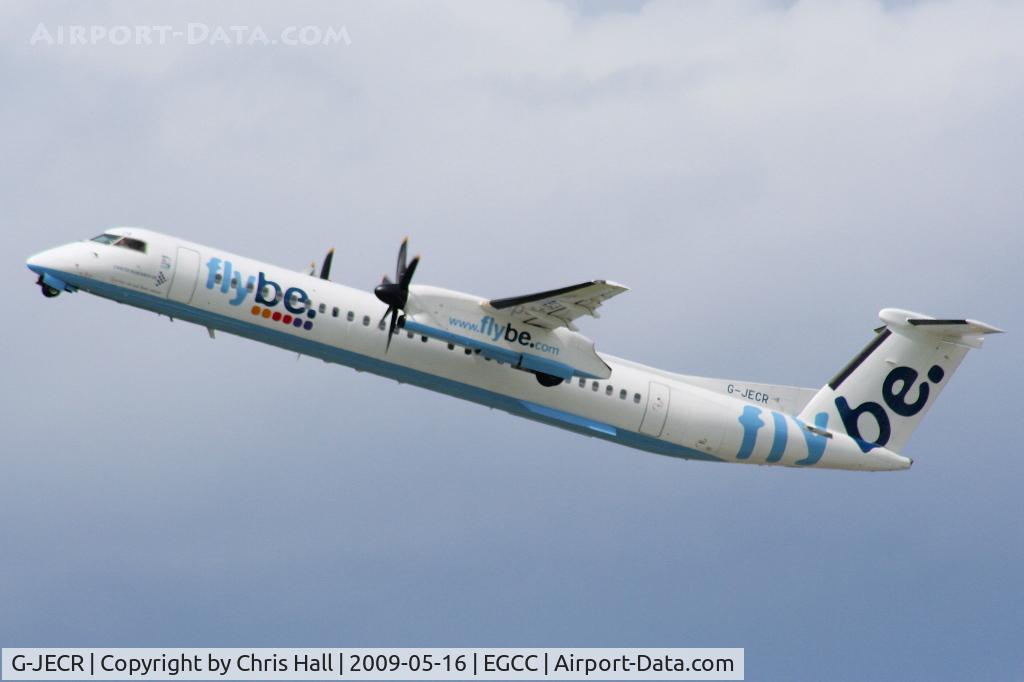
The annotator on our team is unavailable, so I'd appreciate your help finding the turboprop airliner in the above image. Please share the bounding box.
[26,228,1002,471]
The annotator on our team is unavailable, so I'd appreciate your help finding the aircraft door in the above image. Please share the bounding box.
[639,381,671,437]
[660,386,729,456]
[167,247,200,304]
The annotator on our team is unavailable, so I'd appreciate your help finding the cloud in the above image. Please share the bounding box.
[2,2,1022,677]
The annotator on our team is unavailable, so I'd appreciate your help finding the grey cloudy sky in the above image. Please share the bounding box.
[2,1,1022,679]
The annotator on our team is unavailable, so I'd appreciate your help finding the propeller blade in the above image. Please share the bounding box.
[396,237,408,281]
[400,255,419,288]
[319,248,334,280]
[385,308,399,353]
[376,238,420,353]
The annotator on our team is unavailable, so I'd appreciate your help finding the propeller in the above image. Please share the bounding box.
[374,237,420,352]
[319,248,334,280]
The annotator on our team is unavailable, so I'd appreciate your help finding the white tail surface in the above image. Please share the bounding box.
[798,308,1002,454]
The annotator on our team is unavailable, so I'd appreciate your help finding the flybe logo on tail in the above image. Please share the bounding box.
[736,407,830,466]
[205,258,317,331]
[836,364,945,453]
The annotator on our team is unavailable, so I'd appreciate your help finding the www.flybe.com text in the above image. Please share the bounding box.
[449,316,560,355]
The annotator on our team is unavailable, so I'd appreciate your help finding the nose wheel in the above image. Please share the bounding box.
[37,275,60,298]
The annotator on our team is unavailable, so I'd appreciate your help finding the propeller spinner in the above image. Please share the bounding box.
[373,237,420,352]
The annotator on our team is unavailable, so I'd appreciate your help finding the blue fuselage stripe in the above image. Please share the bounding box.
[35,266,723,463]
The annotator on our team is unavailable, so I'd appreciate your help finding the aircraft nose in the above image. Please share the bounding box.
[26,249,57,275]
[26,244,82,277]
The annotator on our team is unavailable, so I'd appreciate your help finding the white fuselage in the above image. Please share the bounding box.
[26,228,912,471]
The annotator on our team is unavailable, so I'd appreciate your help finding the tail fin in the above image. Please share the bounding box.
[798,308,1002,454]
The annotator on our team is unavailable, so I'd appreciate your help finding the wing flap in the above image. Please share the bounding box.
[486,280,628,330]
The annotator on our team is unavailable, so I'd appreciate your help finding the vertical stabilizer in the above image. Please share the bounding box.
[798,309,1002,454]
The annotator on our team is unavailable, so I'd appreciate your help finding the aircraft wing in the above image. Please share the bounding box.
[486,280,628,330]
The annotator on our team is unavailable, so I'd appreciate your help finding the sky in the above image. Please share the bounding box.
[1,1,1022,679]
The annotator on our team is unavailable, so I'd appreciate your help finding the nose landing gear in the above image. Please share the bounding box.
[37,275,60,298]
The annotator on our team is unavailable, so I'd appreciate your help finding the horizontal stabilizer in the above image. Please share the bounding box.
[880,308,1004,348]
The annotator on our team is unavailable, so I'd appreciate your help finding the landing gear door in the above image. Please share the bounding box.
[639,381,671,437]
[168,247,200,304]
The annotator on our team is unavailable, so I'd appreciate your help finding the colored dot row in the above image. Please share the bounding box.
[251,305,314,330]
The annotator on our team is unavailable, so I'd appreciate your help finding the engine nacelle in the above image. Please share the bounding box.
[404,285,611,381]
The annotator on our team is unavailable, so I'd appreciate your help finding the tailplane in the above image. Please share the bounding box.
[798,309,1002,454]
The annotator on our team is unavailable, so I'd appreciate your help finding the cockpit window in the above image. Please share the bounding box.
[114,237,147,253]
[90,234,147,253]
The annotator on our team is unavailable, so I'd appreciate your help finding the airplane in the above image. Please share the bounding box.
[26,227,1002,472]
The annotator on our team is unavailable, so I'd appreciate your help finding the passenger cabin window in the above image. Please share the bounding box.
[605,385,613,396]
[347,311,354,322]
[246,281,254,292]
[592,381,599,392]
[332,307,339,318]
[579,378,586,388]
[362,315,370,326]
[215,273,223,284]
[319,303,326,314]
[633,393,642,404]
[619,389,627,400]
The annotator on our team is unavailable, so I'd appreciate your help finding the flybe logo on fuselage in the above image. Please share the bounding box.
[448,315,560,356]
[205,257,317,331]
